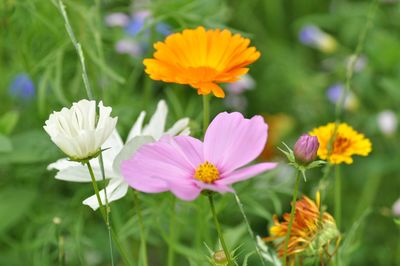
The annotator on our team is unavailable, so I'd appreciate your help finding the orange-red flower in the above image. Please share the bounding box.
[265,194,339,262]
[143,26,260,98]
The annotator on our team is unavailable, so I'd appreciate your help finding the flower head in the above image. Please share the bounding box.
[310,123,372,164]
[143,26,261,98]
[299,25,337,53]
[377,110,397,136]
[47,100,190,210]
[44,100,117,161]
[122,112,277,201]
[265,194,340,260]
[392,198,400,217]
[294,134,319,165]
[9,73,35,100]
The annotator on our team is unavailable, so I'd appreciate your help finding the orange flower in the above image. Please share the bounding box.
[143,26,260,98]
[265,194,339,262]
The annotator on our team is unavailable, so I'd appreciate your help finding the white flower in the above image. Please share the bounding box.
[377,110,397,136]
[47,100,190,210]
[44,99,117,160]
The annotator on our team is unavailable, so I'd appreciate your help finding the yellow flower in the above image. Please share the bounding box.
[310,122,372,164]
[264,194,340,262]
[143,26,260,98]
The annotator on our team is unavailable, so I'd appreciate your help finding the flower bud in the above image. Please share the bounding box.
[294,134,319,164]
[213,250,228,265]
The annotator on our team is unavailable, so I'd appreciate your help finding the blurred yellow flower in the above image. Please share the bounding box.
[265,194,339,262]
[143,26,260,98]
[310,122,372,164]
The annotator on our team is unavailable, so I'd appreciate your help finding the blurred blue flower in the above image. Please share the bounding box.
[125,11,150,36]
[326,83,344,103]
[106,10,171,57]
[9,73,35,100]
[299,25,337,53]
[326,83,358,111]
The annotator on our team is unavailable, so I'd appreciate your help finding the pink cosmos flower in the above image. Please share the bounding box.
[121,112,277,201]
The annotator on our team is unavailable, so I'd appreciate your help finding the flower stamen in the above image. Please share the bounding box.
[194,161,220,183]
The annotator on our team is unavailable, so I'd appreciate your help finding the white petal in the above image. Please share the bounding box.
[100,129,124,171]
[165,118,190,136]
[47,158,77,171]
[142,100,168,140]
[112,136,155,174]
[127,111,146,141]
[82,178,129,210]
[54,165,102,182]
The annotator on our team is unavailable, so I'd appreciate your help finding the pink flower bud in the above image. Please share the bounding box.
[294,134,319,164]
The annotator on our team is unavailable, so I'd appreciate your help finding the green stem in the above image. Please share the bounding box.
[134,190,148,266]
[283,171,301,266]
[86,162,133,266]
[334,165,342,229]
[334,165,342,266]
[167,196,176,266]
[58,0,94,100]
[98,154,115,266]
[203,95,210,133]
[207,193,233,266]
[234,193,266,266]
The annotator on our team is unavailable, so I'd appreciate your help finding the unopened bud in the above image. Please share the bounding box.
[213,250,228,265]
[294,134,319,164]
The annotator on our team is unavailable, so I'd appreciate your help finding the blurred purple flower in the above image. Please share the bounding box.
[377,110,397,136]
[9,73,35,100]
[115,39,143,57]
[326,83,344,103]
[346,55,367,73]
[224,94,248,112]
[226,74,255,94]
[105,13,130,27]
[393,198,400,217]
[299,25,337,53]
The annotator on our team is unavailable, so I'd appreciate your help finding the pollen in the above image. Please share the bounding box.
[194,161,220,183]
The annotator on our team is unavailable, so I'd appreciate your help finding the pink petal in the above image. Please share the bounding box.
[121,135,203,195]
[170,135,204,168]
[193,180,235,193]
[216,162,278,185]
[204,112,268,174]
[154,175,201,201]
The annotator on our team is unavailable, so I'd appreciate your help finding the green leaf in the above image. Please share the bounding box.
[0,187,37,234]
[0,110,19,135]
[0,134,13,153]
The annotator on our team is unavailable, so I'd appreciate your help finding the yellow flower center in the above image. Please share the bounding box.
[194,161,220,183]
[333,136,352,154]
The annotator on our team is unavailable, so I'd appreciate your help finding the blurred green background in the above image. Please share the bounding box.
[1,0,399,265]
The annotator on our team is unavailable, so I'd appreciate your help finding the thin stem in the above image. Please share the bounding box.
[234,193,266,266]
[207,193,233,266]
[334,164,342,228]
[334,165,342,266]
[203,95,210,133]
[283,171,301,266]
[86,162,133,266]
[58,0,94,100]
[98,154,115,266]
[335,0,377,120]
[167,196,176,266]
[133,190,148,266]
